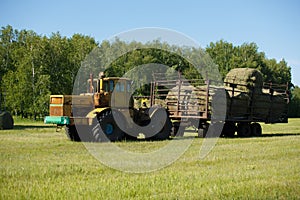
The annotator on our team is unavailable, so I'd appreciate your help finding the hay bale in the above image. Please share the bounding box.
[188,85,211,116]
[189,86,229,118]
[166,85,195,114]
[224,68,263,93]
[0,111,14,130]
[189,85,209,110]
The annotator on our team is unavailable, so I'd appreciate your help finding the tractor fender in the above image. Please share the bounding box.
[86,108,128,132]
[86,107,111,125]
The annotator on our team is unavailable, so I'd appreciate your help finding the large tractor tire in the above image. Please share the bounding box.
[92,109,125,142]
[65,125,81,142]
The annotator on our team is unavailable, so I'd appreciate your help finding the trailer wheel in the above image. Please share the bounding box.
[237,123,251,137]
[222,122,236,138]
[251,123,262,137]
[92,109,125,142]
[65,125,81,142]
[198,122,209,138]
[198,128,207,138]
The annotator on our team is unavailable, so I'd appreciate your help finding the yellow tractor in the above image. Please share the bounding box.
[44,72,171,142]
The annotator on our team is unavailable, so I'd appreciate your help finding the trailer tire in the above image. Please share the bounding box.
[237,123,251,137]
[198,128,206,138]
[251,123,262,137]
[222,122,236,138]
[198,122,209,138]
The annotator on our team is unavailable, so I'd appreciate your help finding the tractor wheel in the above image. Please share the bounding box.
[76,125,93,142]
[198,128,206,138]
[65,125,81,142]
[251,123,262,137]
[222,122,236,138]
[92,109,125,142]
[150,115,172,140]
[237,123,251,137]
[124,133,137,141]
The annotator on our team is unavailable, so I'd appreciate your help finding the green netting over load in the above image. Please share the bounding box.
[251,93,271,120]
[226,89,250,118]
[268,94,288,122]
[0,111,14,130]
[224,68,263,93]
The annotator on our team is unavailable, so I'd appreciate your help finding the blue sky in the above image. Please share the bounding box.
[1,0,299,85]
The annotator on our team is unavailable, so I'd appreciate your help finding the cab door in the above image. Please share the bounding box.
[101,80,114,107]
[111,79,128,108]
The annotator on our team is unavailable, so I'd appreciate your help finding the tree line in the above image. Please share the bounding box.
[0,25,299,118]
[0,25,97,119]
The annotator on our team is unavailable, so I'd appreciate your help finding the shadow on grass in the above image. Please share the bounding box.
[221,133,300,139]
[121,133,300,142]
[13,124,55,130]
[260,133,300,137]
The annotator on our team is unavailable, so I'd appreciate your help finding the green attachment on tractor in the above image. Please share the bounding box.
[44,116,70,125]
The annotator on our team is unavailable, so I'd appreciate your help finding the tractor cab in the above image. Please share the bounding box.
[88,73,133,109]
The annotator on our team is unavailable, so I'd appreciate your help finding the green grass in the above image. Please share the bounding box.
[0,118,299,199]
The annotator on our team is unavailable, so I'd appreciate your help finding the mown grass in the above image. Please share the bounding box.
[0,118,299,199]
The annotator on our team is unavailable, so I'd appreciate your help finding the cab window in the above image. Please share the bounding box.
[115,81,125,92]
[103,81,108,92]
[103,80,114,92]
[127,81,131,92]
[109,80,114,92]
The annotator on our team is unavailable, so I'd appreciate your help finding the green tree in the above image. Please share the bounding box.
[262,58,291,85]
[206,40,292,86]
[67,34,98,85]
[0,25,18,110]
[206,40,235,78]
[288,86,300,117]
[2,29,49,118]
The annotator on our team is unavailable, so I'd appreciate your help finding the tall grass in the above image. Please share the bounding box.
[0,118,299,199]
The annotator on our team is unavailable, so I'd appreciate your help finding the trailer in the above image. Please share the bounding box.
[150,68,289,137]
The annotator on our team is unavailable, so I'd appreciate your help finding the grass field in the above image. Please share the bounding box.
[0,118,299,199]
